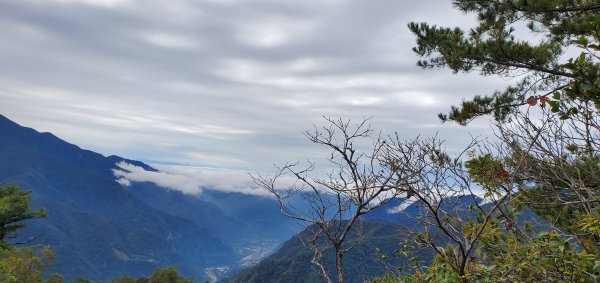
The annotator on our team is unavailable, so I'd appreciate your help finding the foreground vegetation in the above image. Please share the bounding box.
[374,0,600,282]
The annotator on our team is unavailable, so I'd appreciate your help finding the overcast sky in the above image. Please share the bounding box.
[0,0,512,173]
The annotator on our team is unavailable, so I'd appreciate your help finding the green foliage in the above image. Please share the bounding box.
[107,267,198,283]
[511,153,600,252]
[372,254,467,283]
[110,275,136,283]
[580,212,600,235]
[373,226,600,282]
[47,273,64,283]
[464,154,508,196]
[0,184,60,283]
[71,278,100,283]
[471,230,599,282]
[0,245,54,283]
[0,184,47,244]
[87,267,198,283]
[409,0,600,124]
[148,267,194,283]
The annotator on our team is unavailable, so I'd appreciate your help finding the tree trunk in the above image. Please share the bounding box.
[335,246,344,283]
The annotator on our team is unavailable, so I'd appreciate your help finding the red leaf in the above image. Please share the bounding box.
[539,96,550,108]
[496,170,510,178]
[526,96,537,106]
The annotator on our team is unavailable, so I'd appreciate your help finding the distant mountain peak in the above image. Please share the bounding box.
[0,114,299,281]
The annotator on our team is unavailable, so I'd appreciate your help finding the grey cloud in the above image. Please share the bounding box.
[1,0,506,172]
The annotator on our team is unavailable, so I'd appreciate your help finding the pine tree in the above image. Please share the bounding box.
[0,184,46,245]
[409,0,600,125]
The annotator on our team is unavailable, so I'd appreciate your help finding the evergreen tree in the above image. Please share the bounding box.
[148,267,194,283]
[410,0,600,251]
[409,0,600,125]
[0,184,47,245]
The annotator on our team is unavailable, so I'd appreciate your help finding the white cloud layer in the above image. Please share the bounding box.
[114,162,204,195]
[113,161,297,196]
[387,198,417,214]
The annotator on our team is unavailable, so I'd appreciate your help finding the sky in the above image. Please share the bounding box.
[0,0,512,179]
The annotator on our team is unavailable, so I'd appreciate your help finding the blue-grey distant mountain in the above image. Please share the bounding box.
[0,114,298,281]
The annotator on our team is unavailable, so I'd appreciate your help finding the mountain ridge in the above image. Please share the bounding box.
[0,114,298,281]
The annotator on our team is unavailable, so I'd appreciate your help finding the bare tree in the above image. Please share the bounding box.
[495,100,600,252]
[252,117,400,283]
[376,104,599,280]
[254,117,550,282]
[377,135,521,281]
